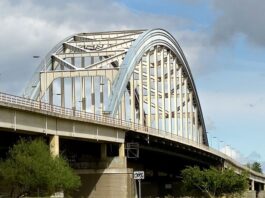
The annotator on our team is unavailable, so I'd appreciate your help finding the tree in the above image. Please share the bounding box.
[181,166,248,198]
[0,138,81,198]
[247,162,262,173]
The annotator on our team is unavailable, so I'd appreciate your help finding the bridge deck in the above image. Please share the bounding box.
[0,92,264,183]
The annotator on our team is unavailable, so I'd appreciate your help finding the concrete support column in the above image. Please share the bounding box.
[49,135,63,197]
[101,143,107,159]
[251,180,255,191]
[49,135,59,157]
[119,143,125,157]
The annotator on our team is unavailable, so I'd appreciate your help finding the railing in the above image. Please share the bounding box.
[0,92,264,180]
[0,92,204,149]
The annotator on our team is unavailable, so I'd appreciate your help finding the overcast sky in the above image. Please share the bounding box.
[1,0,265,168]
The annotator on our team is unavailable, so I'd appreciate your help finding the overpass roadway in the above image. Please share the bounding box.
[0,92,264,187]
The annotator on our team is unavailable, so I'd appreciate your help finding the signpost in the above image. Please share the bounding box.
[134,171,144,198]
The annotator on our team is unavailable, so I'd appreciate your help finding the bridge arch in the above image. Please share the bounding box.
[23,29,208,145]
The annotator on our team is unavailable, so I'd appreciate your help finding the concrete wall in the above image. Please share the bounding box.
[258,191,265,198]
[74,168,135,198]
[242,190,256,198]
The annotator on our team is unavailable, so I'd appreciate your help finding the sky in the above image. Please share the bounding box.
[0,0,265,168]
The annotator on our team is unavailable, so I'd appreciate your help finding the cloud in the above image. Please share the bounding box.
[0,0,219,97]
[172,30,219,78]
[212,0,265,46]
[0,0,192,95]
[200,91,265,120]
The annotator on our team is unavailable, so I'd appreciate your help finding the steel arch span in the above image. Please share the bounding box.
[23,29,208,145]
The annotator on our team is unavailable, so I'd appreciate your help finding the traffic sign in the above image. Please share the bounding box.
[134,171,144,180]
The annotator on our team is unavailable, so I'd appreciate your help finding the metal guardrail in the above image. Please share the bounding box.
[0,92,264,180]
[0,92,203,148]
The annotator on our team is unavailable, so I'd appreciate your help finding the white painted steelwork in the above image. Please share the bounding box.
[23,29,208,145]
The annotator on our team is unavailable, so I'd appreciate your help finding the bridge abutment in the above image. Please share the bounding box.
[258,191,265,198]
[72,142,133,197]
[75,168,135,198]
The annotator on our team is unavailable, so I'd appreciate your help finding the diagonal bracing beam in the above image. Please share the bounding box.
[39,68,118,99]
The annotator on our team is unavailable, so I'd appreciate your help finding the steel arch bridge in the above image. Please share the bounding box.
[23,29,208,146]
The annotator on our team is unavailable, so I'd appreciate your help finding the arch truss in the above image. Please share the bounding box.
[23,29,208,145]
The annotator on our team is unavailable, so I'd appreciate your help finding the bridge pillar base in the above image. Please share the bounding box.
[258,191,265,198]
[74,168,135,198]
[242,190,256,198]
[119,143,125,157]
